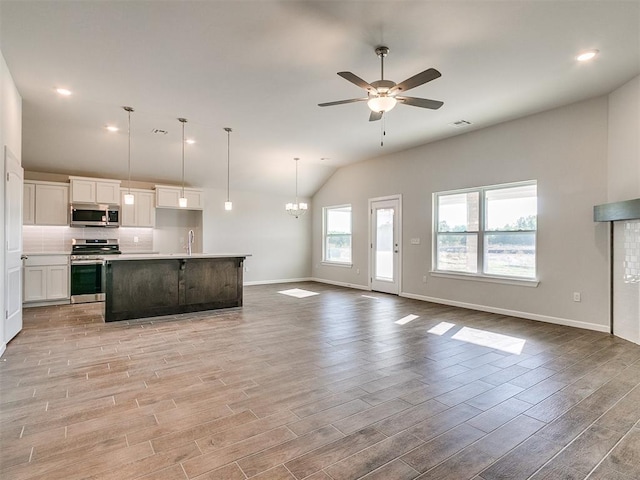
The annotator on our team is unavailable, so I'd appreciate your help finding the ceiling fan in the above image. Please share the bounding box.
[318,46,443,122]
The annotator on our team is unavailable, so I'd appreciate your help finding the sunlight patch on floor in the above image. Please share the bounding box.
[452,326,526,354]
[361,295,381,300]
[427,321,456,335]
[278,288,320,298]
[395,314,419,325]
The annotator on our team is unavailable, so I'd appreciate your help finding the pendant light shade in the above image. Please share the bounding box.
[123,106,135,205]
[178,117,188,208]
[224,127,233,211]
[285,158,308,218]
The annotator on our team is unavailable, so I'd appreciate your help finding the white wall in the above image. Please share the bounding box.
[608,75,640,344]
[1,49,23,355]
[312,96,610,331]
[154,209,203,254]
[202,187,311,284]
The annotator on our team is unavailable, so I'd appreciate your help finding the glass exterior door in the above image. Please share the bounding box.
[370,197,400,294]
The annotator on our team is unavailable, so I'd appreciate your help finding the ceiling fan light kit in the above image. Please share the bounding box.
[367,95,397,113]
[318,45,443,122]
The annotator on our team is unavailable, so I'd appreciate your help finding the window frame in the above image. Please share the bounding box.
[432,180,538,285]
[322,204,353,267]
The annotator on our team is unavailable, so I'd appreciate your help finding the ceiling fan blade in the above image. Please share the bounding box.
[390,68,441,93]
[338,72,375,92]
[369,110,383,122]
[318,98,368,107]
[396,96,444,110]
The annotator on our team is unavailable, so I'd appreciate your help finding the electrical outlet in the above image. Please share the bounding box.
[411,238,421,245]
[422,275,427,283]
[573,292,581,302]
[133,236,139,243]
[356,268,360,274]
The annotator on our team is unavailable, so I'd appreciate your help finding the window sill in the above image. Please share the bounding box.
[430,271,539,287]
[321,261,353,268]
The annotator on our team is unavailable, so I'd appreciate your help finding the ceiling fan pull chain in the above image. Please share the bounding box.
[380,115,385,147]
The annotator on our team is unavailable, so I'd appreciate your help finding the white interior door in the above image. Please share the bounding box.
[370,196,401,294]
[5,146,23,343]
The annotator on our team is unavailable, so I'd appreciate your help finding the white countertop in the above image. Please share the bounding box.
[23,252,69,256]
[105,253,251,261]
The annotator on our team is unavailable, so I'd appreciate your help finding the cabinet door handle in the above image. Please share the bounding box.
[21,255,28,260]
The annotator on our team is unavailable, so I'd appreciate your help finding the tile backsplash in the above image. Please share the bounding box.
[23,226,154,253]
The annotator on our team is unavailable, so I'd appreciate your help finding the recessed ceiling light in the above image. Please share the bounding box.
[186,138,195,144]
[55,88,72,96]
[576,49,599,62]
[106,125,119,132]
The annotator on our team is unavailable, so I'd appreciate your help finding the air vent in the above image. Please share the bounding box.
[449,120,472,128]
[151,128,168,135]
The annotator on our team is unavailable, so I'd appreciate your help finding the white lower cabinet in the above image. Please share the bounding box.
[23,255,69,304]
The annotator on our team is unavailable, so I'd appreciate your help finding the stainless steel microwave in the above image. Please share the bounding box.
[70,204,120,227]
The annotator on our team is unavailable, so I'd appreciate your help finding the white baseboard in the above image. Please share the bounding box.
[400,292,610,333]
[0,343,6,358]
[23,299,70,308]
[310,277,370,291]
[244,277,313,286]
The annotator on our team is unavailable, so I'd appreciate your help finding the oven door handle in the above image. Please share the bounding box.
[71,260,105,265]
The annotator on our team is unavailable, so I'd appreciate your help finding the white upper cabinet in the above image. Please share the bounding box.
[120,189,155,227]
[155,185,204,210]
[23,182,36,225]
[71,179,95,203]
[96,181,121,204]
[70,176,121,205]
[23,181,69,226]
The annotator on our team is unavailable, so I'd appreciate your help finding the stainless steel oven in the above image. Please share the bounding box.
[70,239,121,304]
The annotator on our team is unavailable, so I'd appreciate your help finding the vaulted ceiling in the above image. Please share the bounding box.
[1,1,638,197]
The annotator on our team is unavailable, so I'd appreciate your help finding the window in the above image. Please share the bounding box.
[434,181,537,279]
[323,205,352,264]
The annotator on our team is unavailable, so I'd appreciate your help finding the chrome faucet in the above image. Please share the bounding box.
[187,229,195,256]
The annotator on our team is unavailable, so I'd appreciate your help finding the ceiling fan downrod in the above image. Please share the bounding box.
[375,46,389,80]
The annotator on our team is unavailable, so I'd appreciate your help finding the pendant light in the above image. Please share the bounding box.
[123,106,135,205]
[178,117,188,208]
[224,127,233,211]
[285,158,308,218]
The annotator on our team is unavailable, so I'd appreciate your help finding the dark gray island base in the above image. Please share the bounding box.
[104,255,248,322]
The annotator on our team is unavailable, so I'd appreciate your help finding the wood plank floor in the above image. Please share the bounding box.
[1,282,640,480]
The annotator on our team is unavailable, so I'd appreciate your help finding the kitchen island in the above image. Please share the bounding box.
[104,254,249,322]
